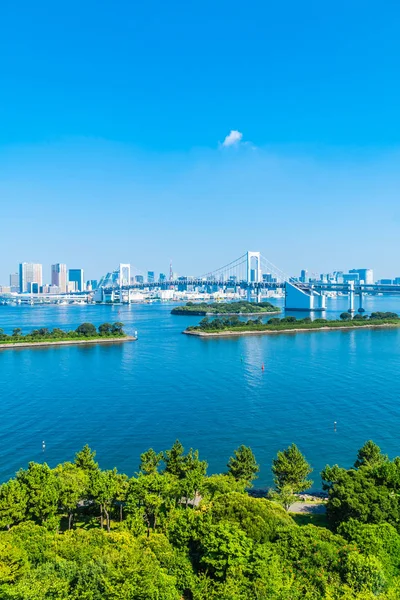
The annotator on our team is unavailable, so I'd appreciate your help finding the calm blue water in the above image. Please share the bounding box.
[1,296,400,488]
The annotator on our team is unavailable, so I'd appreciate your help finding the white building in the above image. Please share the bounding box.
[51,263,67,293]
[19,263,43,293]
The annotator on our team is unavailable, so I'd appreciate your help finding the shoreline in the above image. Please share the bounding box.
[184,323,400,337]
[172,310,281,317]
[0,336,137,350]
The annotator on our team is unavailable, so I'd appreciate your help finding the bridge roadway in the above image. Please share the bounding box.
[104,280,400,294]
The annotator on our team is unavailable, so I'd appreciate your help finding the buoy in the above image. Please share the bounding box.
[333,421,337,432]
[42,440,46,451]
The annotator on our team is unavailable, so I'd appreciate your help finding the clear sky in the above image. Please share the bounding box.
[1,0,400,282]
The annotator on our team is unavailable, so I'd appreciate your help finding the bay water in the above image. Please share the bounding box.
[1,295,400,488]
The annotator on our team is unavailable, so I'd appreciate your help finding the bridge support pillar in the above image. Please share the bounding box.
[348,283,355,313]
[358,292,363,312]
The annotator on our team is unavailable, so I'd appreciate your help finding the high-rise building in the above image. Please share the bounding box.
[159,273,167,282]
[300,269,308,283]
[262,273,272,283]
[86,280,98,291]
[147,271,155,283]
[51,263,67,293]
[69,268,84,292]
[9,272,19,292]
[19,263,43,293]
[349,269,374,284]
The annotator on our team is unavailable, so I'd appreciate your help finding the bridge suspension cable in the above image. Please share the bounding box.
[199,253,248,281]
[260,255,298,285]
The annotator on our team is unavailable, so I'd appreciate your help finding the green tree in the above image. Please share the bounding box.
[12,328,22,337]
[272,444,313,499]
[75,323,97,336]
[16,463,59,525]
[74,444,99,473]
[0,480,27,530]
[355,440,388,469]
[74,445,99,499]
[92,468,121,532]
[140,448,163,475]
[227,445,259,487]
[340,312,352,321]
[54,462,88,530]
[111,321,124,334]
[198,521,253,580]
[98,322,112,335]
[127,472,176,536]
[200,474,246,500]
[179,449,207,508]
[164,440,186,477]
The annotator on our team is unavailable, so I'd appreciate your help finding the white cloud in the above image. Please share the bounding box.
[222,130,243,147]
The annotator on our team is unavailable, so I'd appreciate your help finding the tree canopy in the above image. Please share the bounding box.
[0,440,399,598]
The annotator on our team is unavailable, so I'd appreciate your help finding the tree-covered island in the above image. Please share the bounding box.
[0,322,135,348]
[184,311,400,336]
[171,300,281,316]
[0,439,400,598]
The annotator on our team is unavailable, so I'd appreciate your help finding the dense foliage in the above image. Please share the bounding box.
[171,300,280,315]
[0,322,126,344]
[1,441,400,598]
[187,312,400,334]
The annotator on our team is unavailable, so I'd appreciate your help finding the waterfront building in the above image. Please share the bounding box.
[27,282,39,293]
[349,268,374,284]
[263,273,272,283]
[86,280,98,291]
[332,271,344,283]
[19,262,43,293]
[69,268,84,291]
[135,275,144,284]
[51,263,67,293]
[379,279,393,285]
[147,271,155,284]
[9,272,19,292]
[343,273,360,283]
[0,286,11,293]
[159,273,167,282]
[300,269,308,283]
[394,277,400,285]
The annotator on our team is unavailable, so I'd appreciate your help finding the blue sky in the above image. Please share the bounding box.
[1,0,400,282]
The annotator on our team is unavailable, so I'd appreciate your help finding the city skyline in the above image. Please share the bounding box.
[4,258,400,293]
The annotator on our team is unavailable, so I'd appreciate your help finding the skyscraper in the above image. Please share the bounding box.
[9,273,19,292]
[68,269,84,292]
[51,263,67,293]
[147,271,155,283]
[349,269,374,284]
[300,269,308,283]
[19,263,43,293]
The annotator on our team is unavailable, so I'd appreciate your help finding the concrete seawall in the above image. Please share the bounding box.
[0,336,137,350]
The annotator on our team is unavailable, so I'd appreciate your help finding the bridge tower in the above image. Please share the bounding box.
[246,251,262,302]
[246,251,262,284]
